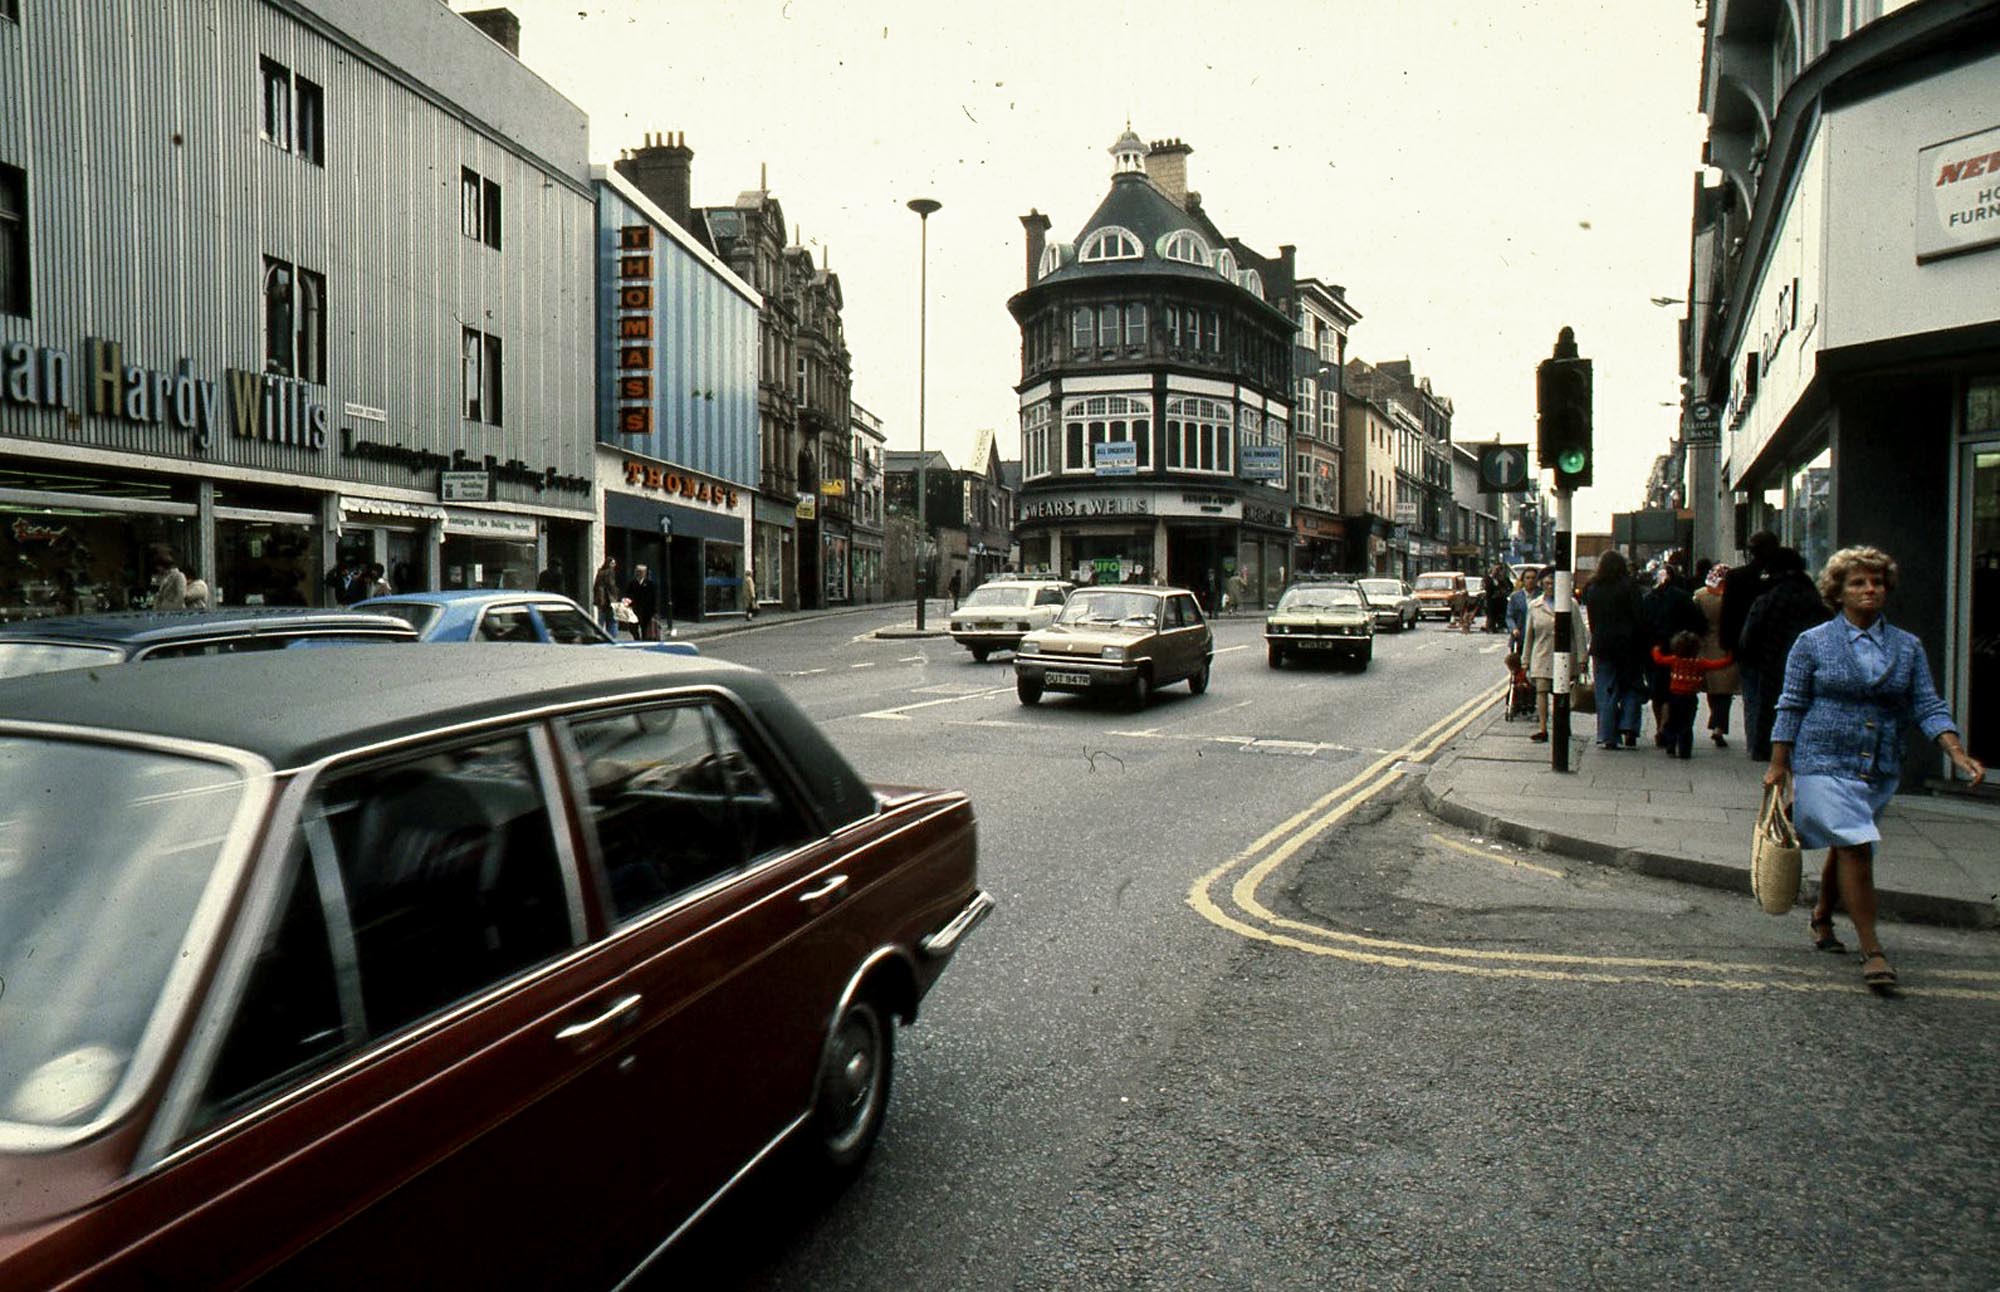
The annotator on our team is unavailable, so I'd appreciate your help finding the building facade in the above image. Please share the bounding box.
[0,0,596,616]
[593,164,759,622]
[1341,373,1400,576]
[1675,0,2000,779]
[1292,279,1360,573]
[850,401,886,603]
[1009,130,1296,609]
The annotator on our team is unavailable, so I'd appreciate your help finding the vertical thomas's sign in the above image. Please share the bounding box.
[616,225,654,435]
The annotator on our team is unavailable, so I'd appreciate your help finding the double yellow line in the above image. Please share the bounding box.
[1187,686,2000,1001]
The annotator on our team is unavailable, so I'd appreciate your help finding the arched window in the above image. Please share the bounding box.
[1062,394,1153,473]
[263,259,294,375]
[1038,242,1065,279]
[1079,226,1142,262]
[296,269,324,384]
[1213,248,1237,281]
[1240,269,1264,300]
[1157,230,1211,266]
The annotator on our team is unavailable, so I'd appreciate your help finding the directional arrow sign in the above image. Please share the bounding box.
[1477,443,1531,493]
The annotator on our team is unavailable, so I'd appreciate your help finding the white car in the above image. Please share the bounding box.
[1356,577,1420,631]
[948,579,1075,661]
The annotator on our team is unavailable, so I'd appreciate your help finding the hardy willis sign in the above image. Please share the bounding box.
[1,337,328,451]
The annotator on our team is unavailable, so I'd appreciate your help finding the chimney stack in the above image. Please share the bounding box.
[615,131,696,234]
[460,7,521,57]
[1020,209,1052,287]
[1144,138,1193,209]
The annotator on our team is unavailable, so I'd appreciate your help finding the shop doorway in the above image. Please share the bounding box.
[1167,527,1230,612]
[1961,442,1998,771]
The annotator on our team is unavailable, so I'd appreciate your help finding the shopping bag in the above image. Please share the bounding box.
[1751,784,1803,915]
[1569,668,1596,715]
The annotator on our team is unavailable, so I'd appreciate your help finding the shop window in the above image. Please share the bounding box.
[260,58,291,151]
[295,76,324,167]
[462,328,502,425]
[0,163,26,318]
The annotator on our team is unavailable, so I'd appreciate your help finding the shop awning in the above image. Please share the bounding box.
[339,496,448,526]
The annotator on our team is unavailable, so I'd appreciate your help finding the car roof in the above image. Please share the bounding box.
[0,646,876,826]
[355,590,577,607]
[1069,584,1188,595]
[0,608,418,646]
[976,578,1070,587]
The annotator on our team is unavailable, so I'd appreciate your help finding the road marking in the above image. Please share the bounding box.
[1425,832,1564,878]
[1481,642,1506,655]
[1186,688,2000,1001]
[899,654,927,663]
[1214,643,1251,655]
[784,668,829,677]
[850,661,876,669]
[855,686,1012,720]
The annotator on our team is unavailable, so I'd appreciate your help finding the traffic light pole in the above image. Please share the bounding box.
[1550,488,1575,772]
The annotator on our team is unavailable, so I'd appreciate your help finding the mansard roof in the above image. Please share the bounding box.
[1037,173,1221,287]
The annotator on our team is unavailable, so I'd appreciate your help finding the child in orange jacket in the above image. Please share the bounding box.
[1651,630,1734,759]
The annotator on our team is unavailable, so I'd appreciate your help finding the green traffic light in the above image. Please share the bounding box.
[1557,448,1588,474]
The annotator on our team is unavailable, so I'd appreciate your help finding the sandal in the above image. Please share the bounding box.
[1809,915,1845,953]
[1860,952,1897,992]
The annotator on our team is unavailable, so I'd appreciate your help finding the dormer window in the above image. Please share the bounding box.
[1240,269,1264,300]
[1214,248,1237,281]
[1080,227,1142,262]
[1037,242,1065,279]
[1158,230,1210,266]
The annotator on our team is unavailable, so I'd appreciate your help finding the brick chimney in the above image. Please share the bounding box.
[1144,138,1193,208]
[615,132,696,234]
[460,7,520,57]
[1020,209,1052,287]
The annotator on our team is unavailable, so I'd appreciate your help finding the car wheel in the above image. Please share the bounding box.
[1267,642,1282,669]
[1016,674,1043,705]
[970,645,990,663]
[806,995,893,1177]
[1128,669,1152,709]
[1356,648,1373,670]
[1188,658,1211,694]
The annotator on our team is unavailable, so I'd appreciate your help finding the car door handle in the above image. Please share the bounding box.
[554,993,643,1044]
[798,874,849,903]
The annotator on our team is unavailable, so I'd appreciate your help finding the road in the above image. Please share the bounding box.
[648,609,2000,1291]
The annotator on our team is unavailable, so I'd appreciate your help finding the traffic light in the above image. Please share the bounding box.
[1536,327,1593,491]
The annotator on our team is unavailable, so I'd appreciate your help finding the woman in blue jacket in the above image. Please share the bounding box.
[1764,546,1985,991]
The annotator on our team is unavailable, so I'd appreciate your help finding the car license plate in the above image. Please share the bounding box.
[1299,640,1331,650]
[977,621,1001,629]
[1046,669,1093,686]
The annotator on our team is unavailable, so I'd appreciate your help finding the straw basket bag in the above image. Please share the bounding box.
[1751,785,1803,915]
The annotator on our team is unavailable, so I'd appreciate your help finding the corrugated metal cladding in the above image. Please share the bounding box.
[0,0,594,514]
[595,186,758,491]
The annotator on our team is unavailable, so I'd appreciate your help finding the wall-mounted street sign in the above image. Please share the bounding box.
[1239,444,1284,481]
[440,470,493,502]
[1093,441,1137,476]
[1682,399,1722,444]
[1476,443,1531,493]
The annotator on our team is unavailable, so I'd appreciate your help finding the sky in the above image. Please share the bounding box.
[479,0,1710,531]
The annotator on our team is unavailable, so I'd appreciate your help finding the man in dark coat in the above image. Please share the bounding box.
[1720,530,1782,759]
[1737,547,1830,760]
[624,563,659,640]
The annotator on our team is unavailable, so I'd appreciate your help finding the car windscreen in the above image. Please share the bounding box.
[1414,575,1457,590]
[1277,588,1362,612]
[1055,591,1159,626]
[960,586,1034,609]
[0,737,249,1134]
[1358,580,1403,599]
[0,641,128,679]
[361,603,442,636]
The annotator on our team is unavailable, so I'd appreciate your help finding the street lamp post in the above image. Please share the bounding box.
[907,197,940,630]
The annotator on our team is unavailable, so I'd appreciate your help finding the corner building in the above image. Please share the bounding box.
[1009,130,1294,609]
[0,2,596,613]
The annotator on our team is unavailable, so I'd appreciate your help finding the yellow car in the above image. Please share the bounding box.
[1264,582,1374,670]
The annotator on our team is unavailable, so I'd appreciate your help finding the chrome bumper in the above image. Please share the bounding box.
[920,889,995,960]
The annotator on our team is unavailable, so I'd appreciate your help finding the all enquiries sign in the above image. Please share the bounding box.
[1918,124,2000,262]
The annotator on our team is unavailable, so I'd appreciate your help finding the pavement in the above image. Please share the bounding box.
[1422,697,2000,929]
[651,598,953,644]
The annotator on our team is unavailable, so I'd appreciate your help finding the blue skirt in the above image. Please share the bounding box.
[1793,773,1898,849]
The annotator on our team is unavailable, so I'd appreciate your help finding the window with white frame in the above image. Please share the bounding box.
[1240,269,1263,299]
[1061,395,1152,473]
[1164,396,1232,475]
[1205,310,1221,353]
[1097,305,1118,352]
[1124,303,1147,348]
[1071,306,1094,351]
[1296,379,1316,426]
[1038,242,1064,279]
[1021,400,1054,479]
[462,327,502,425]
[0,163,27,318]
[1214,248,1237,281]
[1158,230,1210,266]
[1165,304,1181,347]
[1079,227,1142,262]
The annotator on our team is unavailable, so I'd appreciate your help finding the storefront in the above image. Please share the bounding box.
[753,497,795,612]
[822,522,851,604]
[1016,485,1290,609]
[851,529,884,603]
[0,466,196,619]
[600,450,752,621]
[1292,511,1346,577]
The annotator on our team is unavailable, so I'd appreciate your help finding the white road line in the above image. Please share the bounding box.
[850,661,876,669]
[856,686,1012,720]
[1214,643,1252,655]
[899,654,927,663]
[785,668,829,677]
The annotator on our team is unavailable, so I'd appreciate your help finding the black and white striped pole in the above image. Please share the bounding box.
[1550,488,1575,771]
[1537,327,1593,773]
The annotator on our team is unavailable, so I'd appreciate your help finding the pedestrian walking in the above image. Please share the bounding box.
[1738,548,1829,760]
[1506,567,1539,656]
[1721,530,1782,759]
[365,563,392,599]
[1641,561,1705,745]
[1650,630,1732,759]
[322,554,365,605]
[591,557,621,638]
[948,569,962,611]
[1520,574,1589,743]
[1693,562,1739,746]
[182,575,211,609]
[743,567,759,618]
[1581,549,1648,749]
[1483,563,1513,634]
[151,547,188,610]
[624,563,659,640]
[1764,545,1986,992]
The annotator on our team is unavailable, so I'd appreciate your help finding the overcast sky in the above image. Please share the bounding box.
[482,0,1708,531]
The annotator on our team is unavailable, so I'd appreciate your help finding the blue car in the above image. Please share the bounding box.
[353,590,699,656]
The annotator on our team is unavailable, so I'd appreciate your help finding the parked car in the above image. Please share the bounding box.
[355,589,698,656]
[1265,582,1375,669]
[1412,571,1469,621]
[946,578,1074,661]
[1355,577,1420,632]
[0,606,418,678]
[0,647,989,1289]
[1013,585,1212,707]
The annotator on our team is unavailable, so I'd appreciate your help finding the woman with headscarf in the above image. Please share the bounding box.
[1693,561,1739,747]
[1764,546,1985,990]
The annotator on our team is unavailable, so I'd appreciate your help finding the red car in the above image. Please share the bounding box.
[0,647,989,1289]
